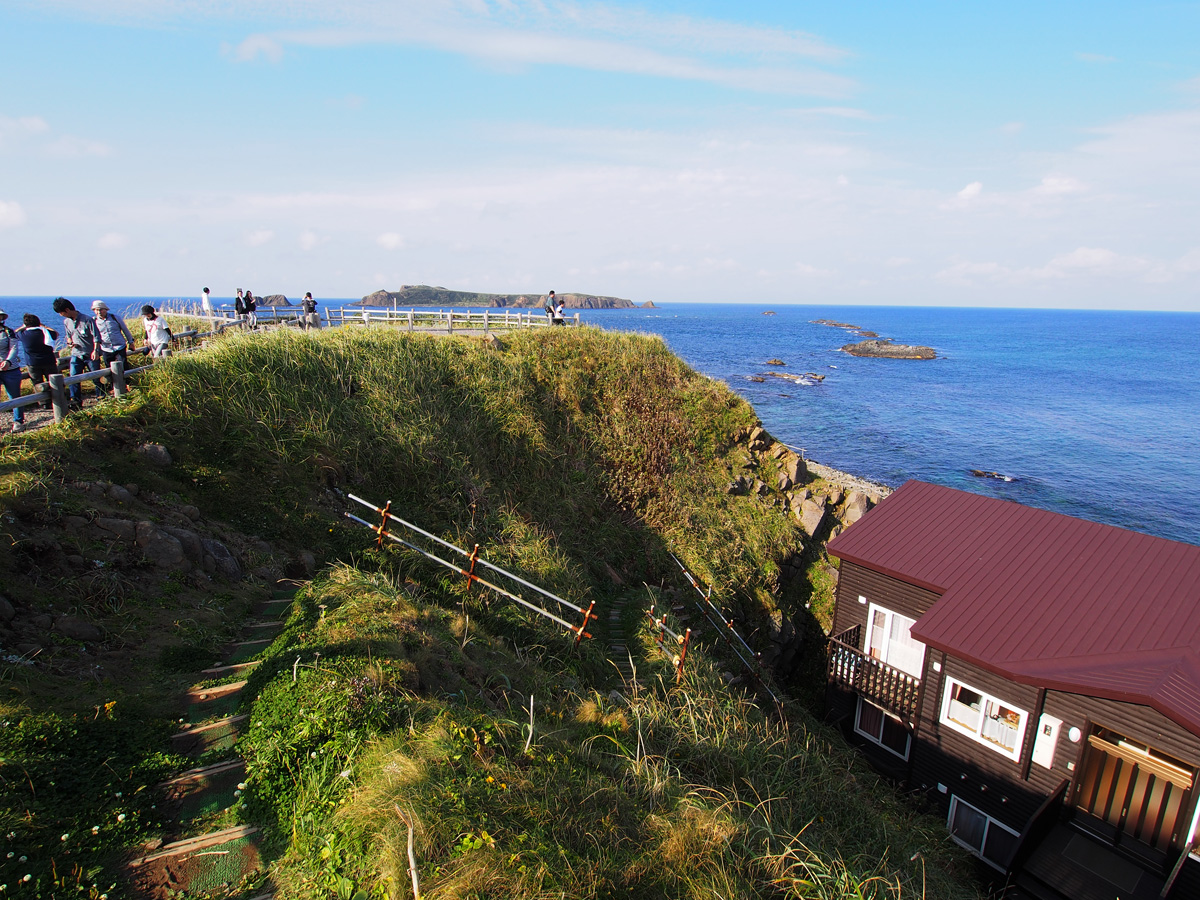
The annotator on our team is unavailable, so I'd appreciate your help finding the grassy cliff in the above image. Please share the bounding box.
[0,327,984,899]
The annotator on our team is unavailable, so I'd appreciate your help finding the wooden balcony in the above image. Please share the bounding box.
[826,628,922,724]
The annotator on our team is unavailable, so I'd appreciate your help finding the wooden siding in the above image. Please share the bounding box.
[831,561,942,638]
[911,654,1046,832]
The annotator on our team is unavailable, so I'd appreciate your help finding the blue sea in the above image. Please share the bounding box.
[6,297,1198,546]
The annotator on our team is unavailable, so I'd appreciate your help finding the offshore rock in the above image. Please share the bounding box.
[841,339,936,360]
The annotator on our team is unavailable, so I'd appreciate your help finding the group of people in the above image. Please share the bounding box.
[211,288,318,330]
[545,290,567,325]
[0,299,174,433]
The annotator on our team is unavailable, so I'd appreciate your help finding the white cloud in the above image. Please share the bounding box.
[97,232,128,250]
[999,121,1024,135]
[0,115,50,145]
[0,200,26,228]
[47,136,113,158]
[229,34,285,63]
[957,181,982,200]
[1032,175,1086,195]
[298,229,322,250]
[246,229,275,247]
[795,262,831,277]
[376,232,405,250]
[935,260,1011,286]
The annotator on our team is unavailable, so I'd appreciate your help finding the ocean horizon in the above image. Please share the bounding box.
[6,296,1197,547]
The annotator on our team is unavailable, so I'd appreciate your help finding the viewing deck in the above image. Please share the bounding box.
[826,625,922,724]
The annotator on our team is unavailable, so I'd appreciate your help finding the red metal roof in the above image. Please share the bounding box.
[827,480,1200,737]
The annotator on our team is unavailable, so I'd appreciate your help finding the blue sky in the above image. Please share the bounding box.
[2,1,1198,309]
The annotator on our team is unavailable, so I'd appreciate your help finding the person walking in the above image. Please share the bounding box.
[234,289,247,325]
[52,297,101,409]
[92,300,135,394]
[0,310,25,432]
[552,296,566,326]
[244,290,258,329]
[201,287,214,316]
[142,305,173,357]
[15,314,59,412]
[300,292,318,330]
[544,290,556,323]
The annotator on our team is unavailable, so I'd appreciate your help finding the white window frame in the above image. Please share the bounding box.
[864,603,926,679]
[853,697,910,760]
[938,676,1029,763]
[948,796,1020,871]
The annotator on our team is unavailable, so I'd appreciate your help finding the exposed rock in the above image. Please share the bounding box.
[96,517,136,542]
[136,522,186,569]
[67,555,86,568]
[62,515,89,532]
[843,491,871,526]
[202,539,242,581]
[754,479,769,497]
[106,484,134,505]
[797,499,827,537]
[777,473,793,493]
[54,616,103,643]
[31,614,53,630]
[137,443,172,467]
[179,505,201,521]
[124,483,140,497]
[251,566,277,581]
[747,426,772,451]
[299,550,317,575]
[827,489,844,506]
[766,359,785,366]
[785,455,808,485]
[769,443,789,460]
[483,334,505,351]
[841,339,936,360]
[163,526,204,562]
[748,376,765,383]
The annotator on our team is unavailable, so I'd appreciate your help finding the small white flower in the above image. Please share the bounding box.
[236,783,246,790]
[310,751,317,758]
[115,792,122,798]
[4,852,10,858]
[116,814,125,823]
[339,769,351,778]
[22,875,30,883]
[92,826,100,834]
[61,834,69,841]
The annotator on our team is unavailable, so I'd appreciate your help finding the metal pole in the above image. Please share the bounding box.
[49,373,68,422]
[111,358,126,397]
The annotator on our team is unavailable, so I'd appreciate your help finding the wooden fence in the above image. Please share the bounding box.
[325,307,579,332]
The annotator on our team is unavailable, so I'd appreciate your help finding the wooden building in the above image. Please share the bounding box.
[825,481,1200,900]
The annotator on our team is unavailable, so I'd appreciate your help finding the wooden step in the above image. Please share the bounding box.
[127,826,264,899]
[172,715,248,756]
[200,660,261,676]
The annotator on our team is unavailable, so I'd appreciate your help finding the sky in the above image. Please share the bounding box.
[1,1,1199,309]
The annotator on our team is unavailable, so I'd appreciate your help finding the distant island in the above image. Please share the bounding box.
[359,285,648,309]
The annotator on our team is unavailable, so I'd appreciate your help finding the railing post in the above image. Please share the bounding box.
[111,358,126,397]
[483,310,489,334]
[408,310,414,332]
[574,313,580,327]
[447,311,453,333]
[49,374,68,422]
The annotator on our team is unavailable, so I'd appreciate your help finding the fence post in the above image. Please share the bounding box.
[111,358,126,397]
[49,374,68,423]
[447,311,453,333]
[483,310,489,334]
[574,313,580,327]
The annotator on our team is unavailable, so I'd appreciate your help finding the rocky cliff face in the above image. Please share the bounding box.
[360,285,637,309]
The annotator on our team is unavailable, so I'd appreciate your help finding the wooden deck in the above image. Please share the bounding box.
[1015,823,1166,900]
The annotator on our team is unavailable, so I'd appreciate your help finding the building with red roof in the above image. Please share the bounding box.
[825,481,1200,900]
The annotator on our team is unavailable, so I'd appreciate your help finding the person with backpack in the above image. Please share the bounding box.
[15,314,59,412]
[300,292,319,330]
[0,310,25,432]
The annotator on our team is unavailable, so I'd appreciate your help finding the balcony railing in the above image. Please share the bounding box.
[827,633,922,724]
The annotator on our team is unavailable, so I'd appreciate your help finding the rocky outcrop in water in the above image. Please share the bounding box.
[841,339,936,360]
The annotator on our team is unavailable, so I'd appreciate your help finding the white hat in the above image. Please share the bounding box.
[0,309,7,317]
[91,300,108,310]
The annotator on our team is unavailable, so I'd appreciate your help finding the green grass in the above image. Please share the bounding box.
[0,325,986,899]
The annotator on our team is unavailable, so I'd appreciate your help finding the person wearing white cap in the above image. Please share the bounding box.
[91,301,135,393]
[0,309,25,432]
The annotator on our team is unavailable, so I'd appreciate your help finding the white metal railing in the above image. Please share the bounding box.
[324,307,579,332]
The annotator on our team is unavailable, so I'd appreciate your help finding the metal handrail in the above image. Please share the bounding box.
[343,496,596,644]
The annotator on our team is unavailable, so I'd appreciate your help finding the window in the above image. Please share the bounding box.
[865,604,926,679]
[854,698,910,759]
[939,677,1028,762]
[948,796,1020,870]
